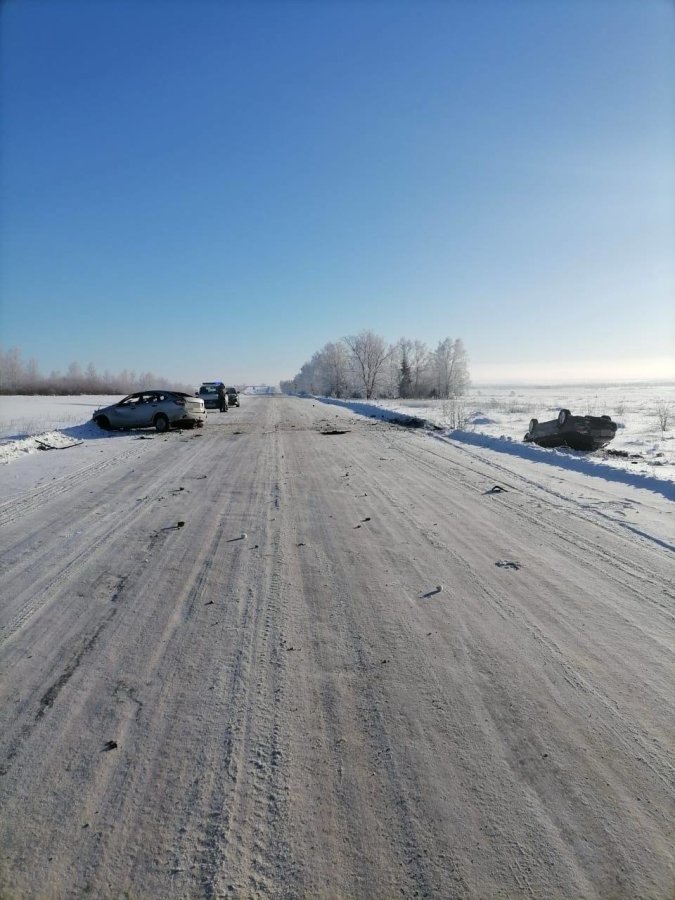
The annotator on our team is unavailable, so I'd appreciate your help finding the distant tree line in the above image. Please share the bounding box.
[0,346,193,396]
[280,331,470,400]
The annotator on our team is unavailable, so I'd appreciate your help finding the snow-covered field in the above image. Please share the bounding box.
[1,384,673,501]
[0,394,125,463]
[320,382,675,489]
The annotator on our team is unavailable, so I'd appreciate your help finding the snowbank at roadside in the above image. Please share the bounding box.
[313,389,675,497]
[0,396,129,467]
[0,430,84,465]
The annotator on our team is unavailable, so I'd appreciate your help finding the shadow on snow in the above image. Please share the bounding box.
[309,395,675,503]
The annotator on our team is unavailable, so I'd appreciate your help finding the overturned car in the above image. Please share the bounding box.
[524,408,617,451]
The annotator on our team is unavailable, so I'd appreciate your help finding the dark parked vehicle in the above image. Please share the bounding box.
[197,381,226,410]
[226,387,240,407]
[93,391,206,432]
[524,408,617,451]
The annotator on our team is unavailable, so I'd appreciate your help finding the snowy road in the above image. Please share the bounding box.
[1,396,673,898]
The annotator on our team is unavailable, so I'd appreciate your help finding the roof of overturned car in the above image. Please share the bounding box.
[525,408,617,451]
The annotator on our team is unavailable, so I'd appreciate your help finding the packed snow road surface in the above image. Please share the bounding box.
[1,396,673,898]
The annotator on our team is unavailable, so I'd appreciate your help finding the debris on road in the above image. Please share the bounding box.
[397,416,426,428]
[2,392,672,900]
[36,439,84,451]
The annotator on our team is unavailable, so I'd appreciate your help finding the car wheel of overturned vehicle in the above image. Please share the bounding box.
[154,414,170,433]
[558,408,570,426]
[529,418,538,434]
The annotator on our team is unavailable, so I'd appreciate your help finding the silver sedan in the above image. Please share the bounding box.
[93,391,206,432]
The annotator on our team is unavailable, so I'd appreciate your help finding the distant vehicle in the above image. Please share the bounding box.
[226,387,240,407]
[525,408,617,451]
[93,391,206,432]
[197,381,226,410]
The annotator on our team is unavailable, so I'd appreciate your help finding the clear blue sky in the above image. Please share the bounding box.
[1,0,673,386]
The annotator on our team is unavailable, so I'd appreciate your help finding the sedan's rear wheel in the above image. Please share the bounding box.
[528,418,538,434]
[558,408,571,427]
[154,414,170,433]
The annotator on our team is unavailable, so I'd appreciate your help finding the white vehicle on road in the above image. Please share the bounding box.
[93,390,206,432]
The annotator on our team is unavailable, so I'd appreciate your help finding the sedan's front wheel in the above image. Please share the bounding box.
[154,414,170,433]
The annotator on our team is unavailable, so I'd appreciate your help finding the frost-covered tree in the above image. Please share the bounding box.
[0,346,192,395]
[320,341,352,398]
[381,347,400,398]
[391,338,415,399]
[654,401,672,435]
[399,353,412,398]
[344,330,392,399]
[283,332,468,401]
[388,338,412,398]
[410,340,431,396]
[0,346,22,391]
[64,361,83,393]
[85,363,99,390]
[26,357,41,387]
[432,338,470,398]
[290,354,323,395]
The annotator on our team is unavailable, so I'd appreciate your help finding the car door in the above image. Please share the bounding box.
[112,393,150,428]
[149,392,171,424]
[108,394,139,428]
